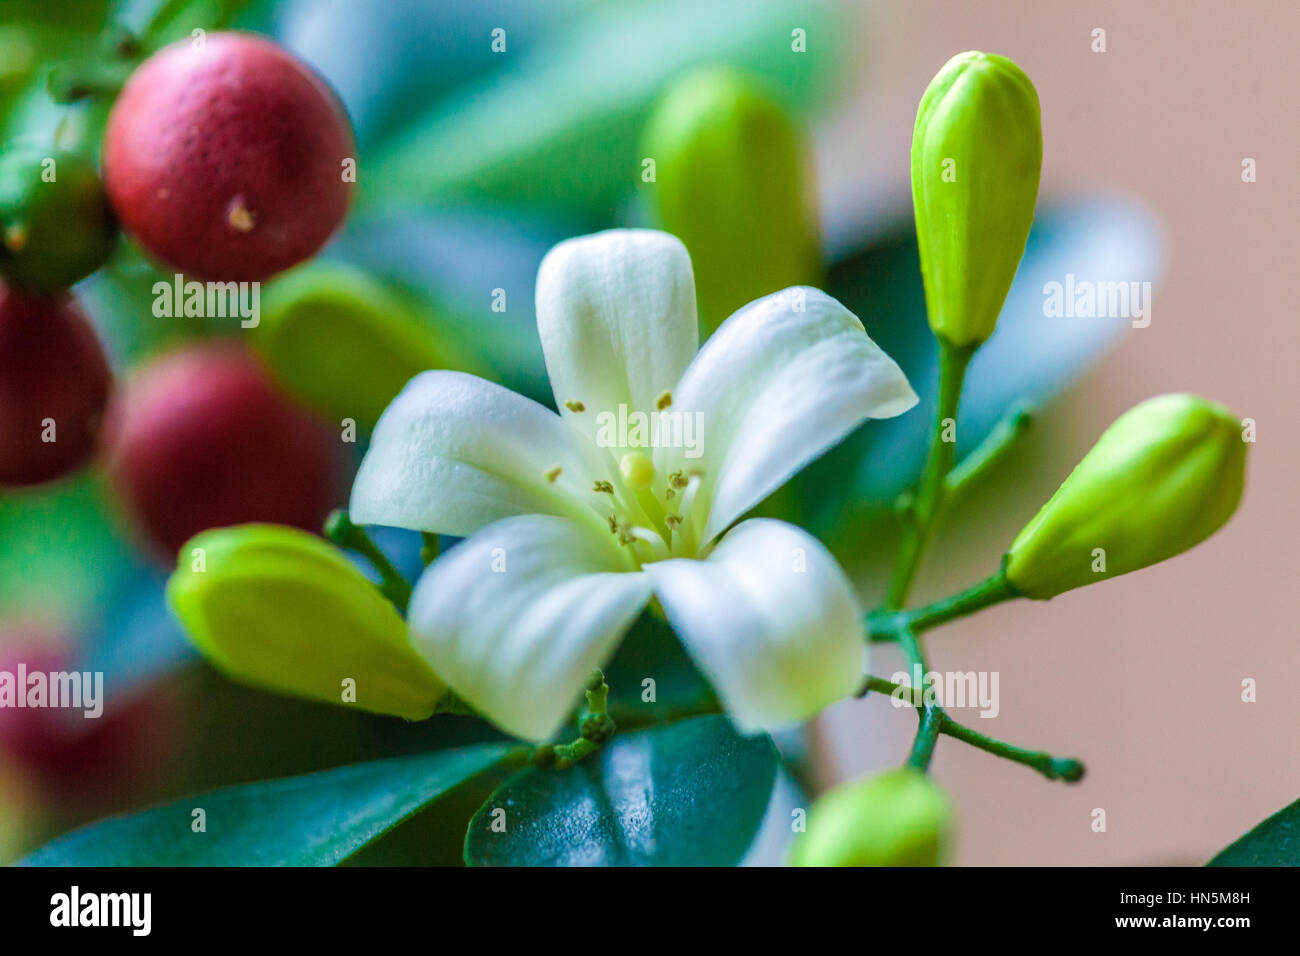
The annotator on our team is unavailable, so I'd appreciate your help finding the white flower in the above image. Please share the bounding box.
[350,230,917,741]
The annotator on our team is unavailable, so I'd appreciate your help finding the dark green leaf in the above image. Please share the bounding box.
[465,715,777,866]
[20,743,511,866]
[1208,798,1300,867]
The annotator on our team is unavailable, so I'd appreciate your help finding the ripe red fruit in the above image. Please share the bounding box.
[106,343,344,559]
[103,32,355,282]
[0,282,112,486]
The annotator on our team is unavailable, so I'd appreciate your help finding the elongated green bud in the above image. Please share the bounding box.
[1005,394,1247,599]
[790,768,954,867]
[167,524,446,720]
[641,67,820,336]
[911,51,1041,347]
[254,264,466,432]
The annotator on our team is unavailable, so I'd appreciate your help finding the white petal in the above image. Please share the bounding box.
[407,514,651,741]
[668,287,917,542]
[350,370,603,538]
[536,229,698,447]
[644,519,866,733]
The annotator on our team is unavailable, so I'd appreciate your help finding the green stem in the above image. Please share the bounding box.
[858,675,1084,783]
[944,401,1033,498]
[544,670,616,770]
[941,719,1084,782]
[908,706,943,770]
[869,568,1020,641]
[884,341,974,610]
[324,509,413,612]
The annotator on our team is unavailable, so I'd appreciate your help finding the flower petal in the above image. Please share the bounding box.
[407,514,651,741]
[667,287,917,542]
[350,370,602,538]
[644,518,866,733]
[536,229,698,447]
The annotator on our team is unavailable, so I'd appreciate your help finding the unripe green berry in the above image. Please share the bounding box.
[790,767,954,867]
[1005,394,1247,599]
[0,147,117,293]
[641,67,820,337]
[911,51,1042,347]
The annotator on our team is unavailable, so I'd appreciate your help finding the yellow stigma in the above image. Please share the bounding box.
[619,451,655,489]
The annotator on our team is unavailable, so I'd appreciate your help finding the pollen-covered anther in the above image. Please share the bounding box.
[655,391,673,410]
[619,451,655,489]
[592,479,614,494]
[665,513,683,530]
[668,470,689,490]
[543,466,562,483]
[564,400,586,413]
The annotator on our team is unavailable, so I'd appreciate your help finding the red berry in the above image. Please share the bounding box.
[0,632,178,800]
[106,343,344,559]
[0,281,112,486]
[103,32,355,282]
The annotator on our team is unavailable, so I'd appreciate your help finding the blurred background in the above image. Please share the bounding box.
[0,0,1294,865]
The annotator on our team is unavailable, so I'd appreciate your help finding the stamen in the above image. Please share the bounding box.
[619,451,655,490]
[627,525,670,560]
[677,472,703,523]
[565,400,586,413]
[655,391,673,410]
[668,470,689,490]
[543,466,562,483]
[593,480,614,494]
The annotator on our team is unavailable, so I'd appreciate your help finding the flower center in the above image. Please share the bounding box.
[554,398,707,563]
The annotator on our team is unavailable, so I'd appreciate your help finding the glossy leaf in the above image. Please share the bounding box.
[1208,798,1300,867]
[465,715,777,866]
[21,743,511,866]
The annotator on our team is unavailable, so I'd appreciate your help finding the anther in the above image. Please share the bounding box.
[655,391,673,410]
[593,480,614,494]
[543,466,562,483]
[565,400,585,413]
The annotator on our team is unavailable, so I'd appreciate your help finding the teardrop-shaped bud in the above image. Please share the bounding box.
[911,51,1042,347]
[790,767,954,867]
[641,67,820,336]
[1005,394,1247,599]
[167,524,445,720]
[254,263,460,432]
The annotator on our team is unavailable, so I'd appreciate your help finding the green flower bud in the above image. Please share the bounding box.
[641,67,820,336]
[167,524,446,720]
[911,51,1042,347]
[0,146,117,293]
[254,263,469,432]
[790,767,954,867]
[1005,394,1247,599]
